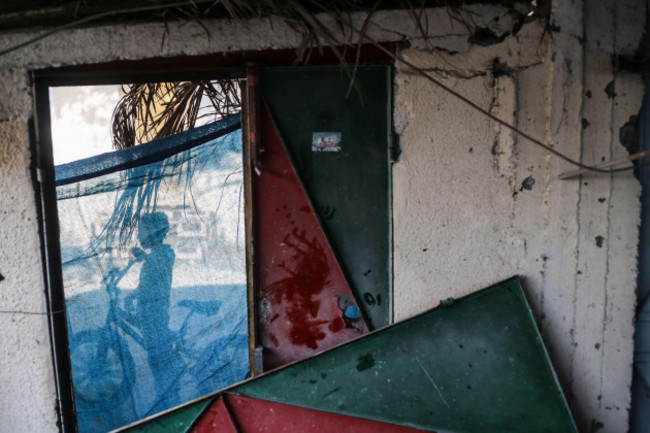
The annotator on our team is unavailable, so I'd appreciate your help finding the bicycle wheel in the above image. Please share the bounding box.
[69,329,136,406]
[189,333,249,396]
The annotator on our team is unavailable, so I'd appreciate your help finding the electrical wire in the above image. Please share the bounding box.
[0,0,217,58]
[363,37,646,175]
[0,309,64,316]
[0,3,646,175]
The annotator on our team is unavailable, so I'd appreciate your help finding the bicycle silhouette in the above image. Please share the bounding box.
[68,258,249,411]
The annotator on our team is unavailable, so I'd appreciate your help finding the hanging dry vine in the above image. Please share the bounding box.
[111,80,241,149]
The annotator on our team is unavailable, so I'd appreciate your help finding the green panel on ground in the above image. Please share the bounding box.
[234,278,577,433]
[260,65,391,330]
[122,399,212,433]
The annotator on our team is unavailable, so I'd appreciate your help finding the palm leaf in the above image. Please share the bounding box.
[111,79,241,150]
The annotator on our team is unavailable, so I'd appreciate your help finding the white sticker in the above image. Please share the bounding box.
[312,132,342,152]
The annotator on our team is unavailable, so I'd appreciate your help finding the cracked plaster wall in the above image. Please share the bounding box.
[0,120,59,432]
[393,1,645,432]
[0,1,644,432]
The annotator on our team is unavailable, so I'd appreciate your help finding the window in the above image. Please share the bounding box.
[34,53,393,433]
[40,78,249,433]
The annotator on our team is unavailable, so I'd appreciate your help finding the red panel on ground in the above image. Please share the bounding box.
[224,394,432,433]
[190,397,238,433]
[252,101,367,370]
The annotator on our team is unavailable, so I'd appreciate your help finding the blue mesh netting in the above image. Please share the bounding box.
[55,115,249,433]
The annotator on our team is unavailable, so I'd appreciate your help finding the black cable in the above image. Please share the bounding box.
[0,3,646,176]
[0,0,216,58]
[0,309,65,315]
[363,36,645,175]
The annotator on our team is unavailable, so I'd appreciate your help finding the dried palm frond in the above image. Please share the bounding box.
[111,79,241,150]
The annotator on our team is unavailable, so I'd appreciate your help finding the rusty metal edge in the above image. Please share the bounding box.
[243,68,259,376]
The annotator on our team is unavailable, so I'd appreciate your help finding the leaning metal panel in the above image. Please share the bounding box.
[233,277,577,433]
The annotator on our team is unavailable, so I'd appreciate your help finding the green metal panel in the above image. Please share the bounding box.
[259,65,392,330]
[233,278,577,432]
[122,399,212,433]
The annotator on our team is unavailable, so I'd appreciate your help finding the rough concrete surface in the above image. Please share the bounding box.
[0,2,645,432]
[0,121,58,432]
[392,2,645,433]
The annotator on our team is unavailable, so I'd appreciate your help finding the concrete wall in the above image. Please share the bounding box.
[0,1,644,432]
[394,2,645,431]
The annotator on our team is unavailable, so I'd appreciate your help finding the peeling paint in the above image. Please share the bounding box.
[520,175,536,191]
[605,80,616,98]
[590,419,604,432]
[595,236,605,248]
[469,27,508,47]
[393,104,411,136]
[619,115,638,154]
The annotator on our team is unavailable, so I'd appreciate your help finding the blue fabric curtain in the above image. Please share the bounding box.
[56,115,249,433]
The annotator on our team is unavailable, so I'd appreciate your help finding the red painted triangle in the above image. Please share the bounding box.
[192,394,431,433]
[252,100,367,370]
[190,397,237,433]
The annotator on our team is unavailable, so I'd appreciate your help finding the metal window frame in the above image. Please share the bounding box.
[32,63,249,433]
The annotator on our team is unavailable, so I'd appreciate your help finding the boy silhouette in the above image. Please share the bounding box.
[129,212,180,407]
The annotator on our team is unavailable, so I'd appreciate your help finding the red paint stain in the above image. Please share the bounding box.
[328,317,345,333]
[266,228,331,349]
